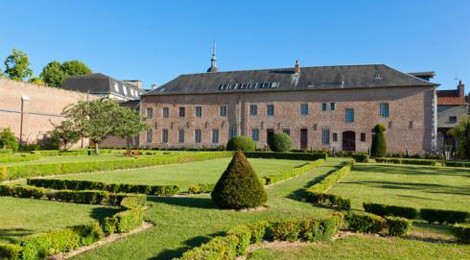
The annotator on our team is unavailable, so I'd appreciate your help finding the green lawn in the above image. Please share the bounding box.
[71,158,346,260]
[248,234,470,260]
[329,163,470,211]
[45,158,309,190]
[0,197,120,244]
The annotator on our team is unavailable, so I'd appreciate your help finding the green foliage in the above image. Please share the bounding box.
[115,208,144,233]
[247,221,269,244]
[448,115,470,159]
[187,183,215,194]
[49,119,81,151]
[104,217,118,235]
[28,77,45,86]
[269,219,301,242]
[444,161,470,167]
[211,151,267,209]
[3,48,33,81]
[70,222,103,246]
[352,152,369,163]
[451,224,470,243]
[0,243,22,260]
[300,216,342,242]
[177,235,239,260]
[0,153,40,163]
[0,128,19,152]
[371,124,387,157]
[19,228,80,260]
[227,225,252,256]
[374,157,438,166]
[420,208,468,224]
[226,136,256,152]
[244,151,327,160]
[269,133,292,152]
[40,60,92,87]
[385,216,412,237]
[363,202,418,219]
[262,159,325,185]
[345,212,387,233]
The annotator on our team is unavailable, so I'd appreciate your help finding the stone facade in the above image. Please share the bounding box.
[141,86,436,154]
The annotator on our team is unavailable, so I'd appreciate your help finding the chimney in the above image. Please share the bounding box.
[458,80,465,97]
[294,60,300,74]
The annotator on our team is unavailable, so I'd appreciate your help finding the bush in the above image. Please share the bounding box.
[300,217,341,242]
[70,222,103,246]
[262,159,325,185]
[0,243,22,260]
[104,217,118,235]
[245,151,327,161]
[420,208,468,224]
[269,219,301,242]
[115,208,144,233]
[451,224,470,243]
[345,212,387,233]
[177,235,239,260]
[444,161,470,168]
[247,221,269,244]
[363,203,418,219]
[371,124,387,157]
[0,128,19,152]
[19,228,80,260]
[351,153,369,163]
[0,153,40,164]
[226,136,256,152]
[227,225,252,256]
[211,151,267,209]
[269,133,292,152]
[187,183,215,194]
[385,216,412,237]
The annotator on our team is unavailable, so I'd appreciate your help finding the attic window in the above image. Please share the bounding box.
[113,83,119,92]
[123,86,128,96]
[271,82,280,88]
[375,73,383,80]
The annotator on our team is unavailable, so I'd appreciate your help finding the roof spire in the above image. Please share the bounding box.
[207,41,219,73]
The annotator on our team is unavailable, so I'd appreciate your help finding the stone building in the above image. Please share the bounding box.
[140,56,438,153]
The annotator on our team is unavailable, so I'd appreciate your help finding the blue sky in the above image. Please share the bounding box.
[0,0,468,90]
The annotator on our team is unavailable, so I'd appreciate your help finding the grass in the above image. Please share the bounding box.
[329,163,470,211]
[43,158,309,190]
[0,197,120,244]
[71,158,346,260]
[247,234,470,260]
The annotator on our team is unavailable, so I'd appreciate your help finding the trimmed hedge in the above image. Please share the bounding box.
[305,160,354,210]
[451,224,470,243]
[351,153,369,163]
[227,225,252,256]
[27,178,180,196]
[1,151,233,181]
[374,157,438,166]
[385,216,412,237]
[262,159,325,185]
[187,183,215,194]
[444,161,470,168]
[345,212,387,234]
[0,153,40,163]
[0,184,147,207]
[420,208,468,224]
[0,243,22,260]
[363,202,418,219]
[226,136,256,152]
[244,152,327,161]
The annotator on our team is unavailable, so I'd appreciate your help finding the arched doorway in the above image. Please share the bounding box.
[342,131,356,152]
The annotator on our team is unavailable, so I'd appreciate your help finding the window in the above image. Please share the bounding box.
[179,107,185,117]
[212,128,219,143]
[146,108,153,119]
[267,104,274,116]
[252,128,259,142]
[162,129,169,143]
[195,106,202,117]
[283,128,290,136]
[322,103,327,111]
[379,103,389,117]
[123,86,128,96]
[220,105,227,116]
[449,116,457,123]
[330,103,336,111]
[409,121,413,129]
[332,133,338,142]
[345,108,354,123]
[146,129,153,143]
[300,103,309,116]
[163,107,169,118]
[250,105,258,116]
[229,128,237,139]
[360,133,366,142]
[195,129,202,143]
[322,129,330,145]
[178,129,185,143]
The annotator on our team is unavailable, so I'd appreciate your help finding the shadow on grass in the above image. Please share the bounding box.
[147,196,215,209]
[149,231,226,260]
[355,164,470,178]
[0,228,34,243]
[90,207,122,225]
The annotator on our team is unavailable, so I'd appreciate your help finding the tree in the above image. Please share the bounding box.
[49,119,81,151]
[28,77,45,86]
[371,124,387,157]
[40,60,92,87]
[269,133,292,152]
[226,136,256,152]
[448,116,470,159]
[63,98,147,154]
[4,48,33,81]
[0,128,19,152]
[211,151,267,209]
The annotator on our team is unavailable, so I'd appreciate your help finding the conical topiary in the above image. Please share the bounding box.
[371,124,387,157]
[211,151,267,209]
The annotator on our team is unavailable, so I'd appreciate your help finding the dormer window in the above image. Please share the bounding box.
[375,73,383,80]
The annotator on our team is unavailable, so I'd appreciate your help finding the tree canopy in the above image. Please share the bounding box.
[4,48,33,81]
[448,116,470,159]
[49,119,82,151]
[40,60,92,87]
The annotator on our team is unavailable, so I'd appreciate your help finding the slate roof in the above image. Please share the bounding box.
[144,64,438,96]
[62,73,143,100]
[437,89,466,105]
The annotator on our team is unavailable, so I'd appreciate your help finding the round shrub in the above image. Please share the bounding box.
[269,133,292,152]
[226,136,256,152]
[211,151,267,209]
[0,128,19,152]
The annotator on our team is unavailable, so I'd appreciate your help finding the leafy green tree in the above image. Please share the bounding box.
[448,116,470,159]
[28,77,45,86]
[0,128,19,152]
[211,151,267,209]
[40,60,92,87]
[49,119,81,151]
[226,136,256,151]
[269,133,292,152]
[371,124,387,157]
[63,98,147,154]
[4,48,33,81]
